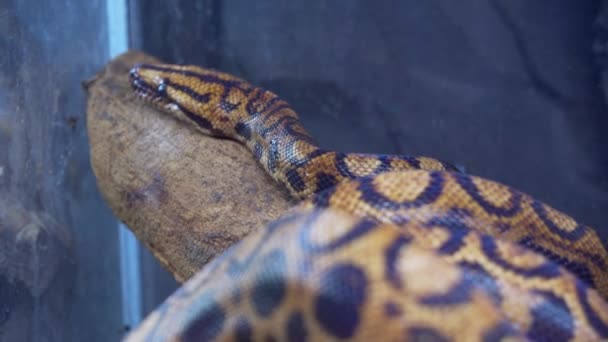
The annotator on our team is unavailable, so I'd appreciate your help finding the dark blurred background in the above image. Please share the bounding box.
[134,0,608,235]
[1,0,607,341]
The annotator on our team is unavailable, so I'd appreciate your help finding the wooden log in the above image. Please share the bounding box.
[84,51,294,282]
[0,196,73,338]
[0,196,72,295]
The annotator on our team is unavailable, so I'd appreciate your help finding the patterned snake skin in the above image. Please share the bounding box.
[127,63,608,341]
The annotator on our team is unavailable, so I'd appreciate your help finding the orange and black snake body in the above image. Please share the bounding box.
[126,63,608,341]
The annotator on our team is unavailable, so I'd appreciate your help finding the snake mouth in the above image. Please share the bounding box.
[129,66,171,107]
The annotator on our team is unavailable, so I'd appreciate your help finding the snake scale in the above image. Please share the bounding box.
[126,63,608,341]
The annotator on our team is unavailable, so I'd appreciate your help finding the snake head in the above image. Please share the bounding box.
[130,63,178,111]
[129,63,244,137]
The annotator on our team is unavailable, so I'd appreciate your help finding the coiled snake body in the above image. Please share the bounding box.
[127,63,608,341]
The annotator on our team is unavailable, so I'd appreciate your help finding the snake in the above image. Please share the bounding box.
[126,62,608,341]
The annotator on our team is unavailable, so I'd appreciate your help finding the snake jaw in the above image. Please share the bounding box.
[129,65,173,109]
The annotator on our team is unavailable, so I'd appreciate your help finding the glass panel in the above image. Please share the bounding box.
[1,1,176,340]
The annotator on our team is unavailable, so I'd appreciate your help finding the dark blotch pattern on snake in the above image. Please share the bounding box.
[126,63,608,341]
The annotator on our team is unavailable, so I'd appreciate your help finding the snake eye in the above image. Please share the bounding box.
[157,80,167,95]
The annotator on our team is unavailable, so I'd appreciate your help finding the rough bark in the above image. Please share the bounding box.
[85,51,294,282]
